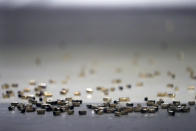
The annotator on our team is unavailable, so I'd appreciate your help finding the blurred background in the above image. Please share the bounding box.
[0,0,196,103]
[1,1,196,131]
